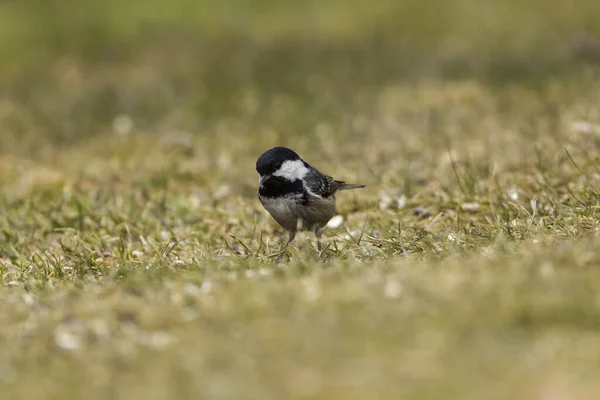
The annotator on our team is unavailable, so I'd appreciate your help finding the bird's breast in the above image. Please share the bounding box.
[258,191,336,232]
[258,195,303,231]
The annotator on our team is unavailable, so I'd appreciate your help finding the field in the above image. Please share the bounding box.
[2,0,600,398]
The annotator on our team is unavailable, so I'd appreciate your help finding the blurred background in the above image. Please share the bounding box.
[1,0,600,189]
[4,3,600,398]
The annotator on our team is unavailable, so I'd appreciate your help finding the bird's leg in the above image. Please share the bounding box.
[314,227,323,253]
[275,231,296,262]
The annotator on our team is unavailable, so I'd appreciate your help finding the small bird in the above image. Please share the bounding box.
[256,147,365,261]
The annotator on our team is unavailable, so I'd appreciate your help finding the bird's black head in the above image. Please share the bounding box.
[256,147,301,176]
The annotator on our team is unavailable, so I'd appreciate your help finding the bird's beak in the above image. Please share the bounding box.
[259,175,269,186]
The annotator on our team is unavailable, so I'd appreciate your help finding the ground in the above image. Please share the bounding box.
[2,0,600,398]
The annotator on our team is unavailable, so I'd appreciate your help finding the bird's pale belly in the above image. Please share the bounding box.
[259,194,336,233]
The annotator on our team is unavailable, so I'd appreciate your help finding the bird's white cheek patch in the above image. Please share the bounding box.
[273,160,308,180]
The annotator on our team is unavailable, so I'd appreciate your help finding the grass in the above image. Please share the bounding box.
[2,0,600,398]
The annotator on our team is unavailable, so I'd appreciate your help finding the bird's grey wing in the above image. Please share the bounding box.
[303,167,340,198]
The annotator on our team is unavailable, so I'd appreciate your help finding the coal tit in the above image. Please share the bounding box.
[256,147,365,260]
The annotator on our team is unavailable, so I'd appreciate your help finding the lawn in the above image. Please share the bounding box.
[2,0,600,398]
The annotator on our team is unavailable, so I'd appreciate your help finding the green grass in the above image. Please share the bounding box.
[2,0,600,398]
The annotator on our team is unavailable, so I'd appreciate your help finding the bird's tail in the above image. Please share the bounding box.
[335,181,366,191]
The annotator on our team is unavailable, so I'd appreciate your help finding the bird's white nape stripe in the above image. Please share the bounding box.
[273,160,308,180]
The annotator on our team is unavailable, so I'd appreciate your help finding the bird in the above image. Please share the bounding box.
[256,146,365,261]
